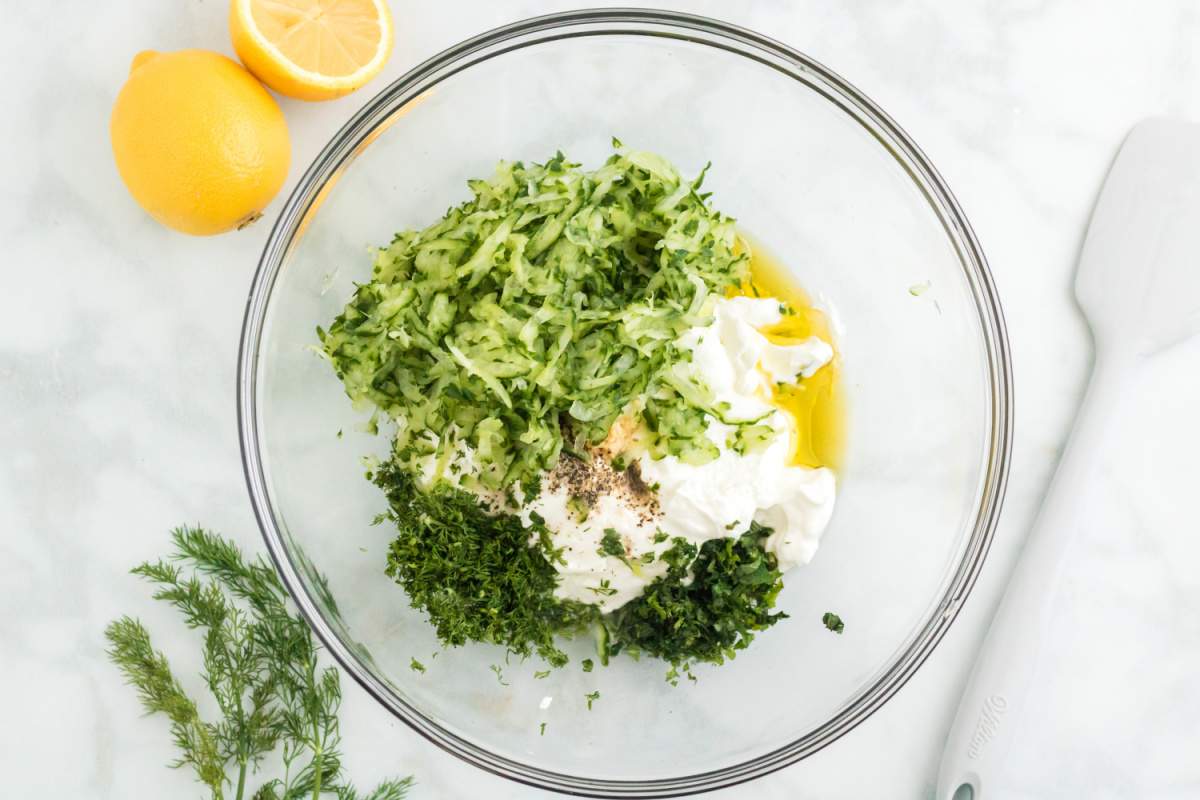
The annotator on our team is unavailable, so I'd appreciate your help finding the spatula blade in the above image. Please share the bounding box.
[1076,118,1200,355]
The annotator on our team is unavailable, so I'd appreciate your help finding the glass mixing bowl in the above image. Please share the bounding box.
[238,9,1012,797]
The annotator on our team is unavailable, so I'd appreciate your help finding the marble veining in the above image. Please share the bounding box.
[2,1,1199,797]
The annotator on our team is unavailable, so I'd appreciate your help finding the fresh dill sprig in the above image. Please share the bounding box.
[105,617,226,794]
[105,526,414,800]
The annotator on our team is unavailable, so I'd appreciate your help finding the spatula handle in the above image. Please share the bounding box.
[936,357,1128,799]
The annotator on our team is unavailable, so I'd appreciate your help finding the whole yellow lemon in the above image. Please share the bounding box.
[110,49,291,236]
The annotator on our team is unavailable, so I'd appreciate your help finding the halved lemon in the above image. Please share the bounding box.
[230,0,393,102]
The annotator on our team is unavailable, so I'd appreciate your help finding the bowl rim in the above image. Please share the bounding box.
[238,8,1013,797]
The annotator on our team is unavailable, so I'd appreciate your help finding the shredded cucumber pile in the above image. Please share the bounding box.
[320,145,750,493]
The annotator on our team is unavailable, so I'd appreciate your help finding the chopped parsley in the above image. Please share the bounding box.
[665,663,698,687]
[489,664,508,686]
[534,670,551,680]
[822,612,845,634]
[602,526,786,672]
[597,528,641,574]
[585,691,600,710]
[581,659,594,673]
[409,657,426,674]
[597,528,625,559]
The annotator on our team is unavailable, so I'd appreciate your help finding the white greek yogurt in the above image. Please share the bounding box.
[522,296,837,611]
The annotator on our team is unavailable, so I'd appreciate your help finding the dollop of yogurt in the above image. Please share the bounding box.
[523,296,837,611]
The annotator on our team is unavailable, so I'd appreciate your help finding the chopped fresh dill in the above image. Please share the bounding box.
[588,580,619,598]
[377,464,593,667]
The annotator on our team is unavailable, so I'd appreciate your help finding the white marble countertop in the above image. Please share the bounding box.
[3,1,1199,797]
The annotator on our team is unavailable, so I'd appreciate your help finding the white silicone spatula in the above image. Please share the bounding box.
[936,117,1200,799]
